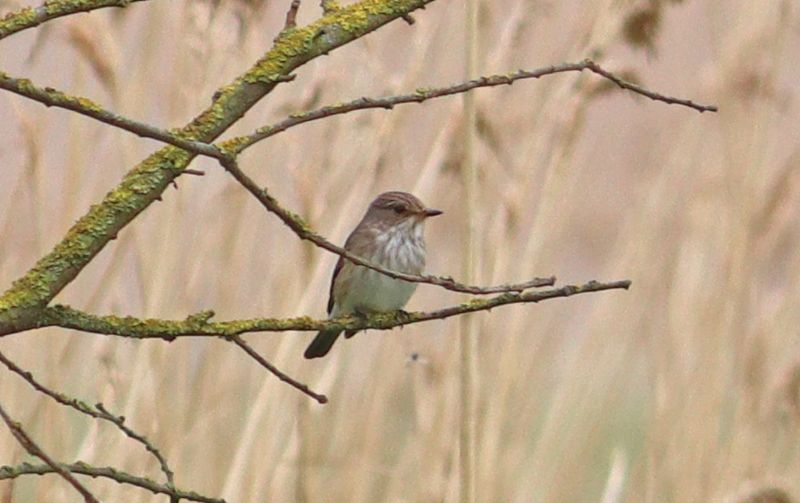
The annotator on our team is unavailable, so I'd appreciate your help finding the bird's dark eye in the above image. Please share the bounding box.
[393,205,406,214]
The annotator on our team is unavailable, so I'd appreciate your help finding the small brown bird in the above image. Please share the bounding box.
[304,191,442,359]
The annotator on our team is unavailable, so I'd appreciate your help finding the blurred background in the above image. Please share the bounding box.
[1,0,799,501]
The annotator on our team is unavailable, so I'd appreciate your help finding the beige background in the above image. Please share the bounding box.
[1,0,799,501]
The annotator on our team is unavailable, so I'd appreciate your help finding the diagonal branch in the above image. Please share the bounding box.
[227,335,327,403]
[0,351,176,487]
[0,0,437,329]
[0,59,716,173]
[0,0,149,40]
[220,158,555,294]
[0,402,100,503]
[0,462,224,503]
[581,60,716,111]
[24,279,631,340]
[0,70,232,160]
[221,59,717,154]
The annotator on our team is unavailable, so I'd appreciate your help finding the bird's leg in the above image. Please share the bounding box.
[344,310,369,338]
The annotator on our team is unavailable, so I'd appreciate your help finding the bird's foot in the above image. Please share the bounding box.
[395,309,413,325]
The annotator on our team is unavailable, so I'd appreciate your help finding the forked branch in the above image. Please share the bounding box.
[0,463,224,503]
[0,402,100,503]
[222,59,717,154]
[221,157,556,294]
[0,351,176,487]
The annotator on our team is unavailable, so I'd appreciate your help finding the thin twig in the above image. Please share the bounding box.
[227,335,327,404]
[31,280,632,340]
[0,462,225,503]
[221,59,717,154]
[0,351,176,487]
[0,401,100,503]
[0,0,149,40]
[0,71,227,160]
[582,60,717,112]
[220,158,554,294]
[284,0,301,29]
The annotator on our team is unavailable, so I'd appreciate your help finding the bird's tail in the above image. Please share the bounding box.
[304,328,343,359]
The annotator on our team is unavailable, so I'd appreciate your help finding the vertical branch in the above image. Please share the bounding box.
[460,0,480,502]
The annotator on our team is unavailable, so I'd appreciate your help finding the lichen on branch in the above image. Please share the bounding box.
[0,0,436,330]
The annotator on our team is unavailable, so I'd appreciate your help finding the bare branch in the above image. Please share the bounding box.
[0,57,716,174]
[221,59,717,154]
[582,60,716,112]
[0,462,224,503]
[28,280,631,340]
[0,351,175,487]
[0,402,100,503]
[220,158,555,294]
[0,0,148,40]
[0,58,715,175]
[0,71,227,160]
[227,335,328,404]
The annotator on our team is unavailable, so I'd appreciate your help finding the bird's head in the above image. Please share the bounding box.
[365,191,443,230]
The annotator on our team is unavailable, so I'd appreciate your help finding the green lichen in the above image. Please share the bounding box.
[42,0,127,16]
[74,96,103,113]
[218,135,251,155]
[0,7,36,38]
[1,0,432,333]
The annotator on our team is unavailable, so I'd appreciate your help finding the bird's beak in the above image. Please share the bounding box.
[423,208,443,218]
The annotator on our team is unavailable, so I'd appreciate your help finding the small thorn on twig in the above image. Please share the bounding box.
[284,0,301,29]
[401,14,415,25]
[183,169,205,176]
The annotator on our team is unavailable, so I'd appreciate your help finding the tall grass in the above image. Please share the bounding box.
[0,0,798,501]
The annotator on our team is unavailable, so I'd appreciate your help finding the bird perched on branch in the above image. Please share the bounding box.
[304,191,442,359]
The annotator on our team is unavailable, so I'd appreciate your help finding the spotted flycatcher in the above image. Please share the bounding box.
[304,191,442,359]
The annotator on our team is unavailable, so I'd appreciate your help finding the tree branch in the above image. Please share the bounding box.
[0,0,149,40]
[0,0,437,329]
[221,59,717,154]
[0,59,717,174]
[220,158,555,295]
[581,60,716,112]
[0,462,224,503]
[19,280,631,340]
[0,70,229,160]
[227,335,328,404]
[0,351,176,487]
[0,402,100,503]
